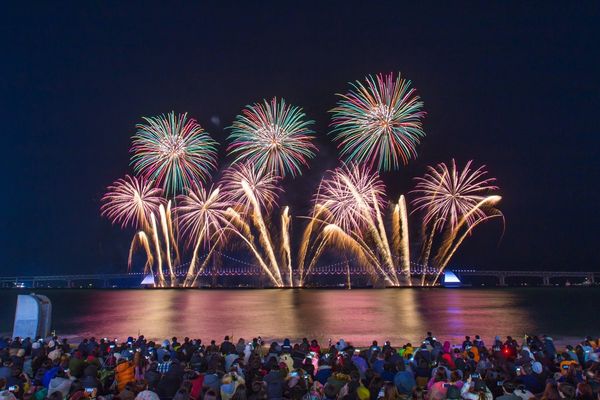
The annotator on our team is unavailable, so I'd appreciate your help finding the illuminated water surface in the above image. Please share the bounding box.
[0,288,596,346]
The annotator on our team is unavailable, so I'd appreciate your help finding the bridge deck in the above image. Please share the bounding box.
[0,269,595,283]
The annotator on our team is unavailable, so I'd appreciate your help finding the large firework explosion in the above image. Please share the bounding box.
[100,175,165,231]
[101,73,502,287]
[330,72,426,171]
[131,112,218,196]
[411,159,499,232]
[228,97,317,178]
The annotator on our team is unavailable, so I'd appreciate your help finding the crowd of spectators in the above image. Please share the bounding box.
[0,332,599,400]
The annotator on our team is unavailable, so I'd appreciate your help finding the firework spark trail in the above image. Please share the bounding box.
[433,214,503,286]
[222,163,280,214]
[165,201,180,266]
[281,206,293,286]
[150,213,165,287]
[176,186,231,286]
[322,225,382,284]
[159,204,176,285]
[301,229,333,282]
[101,175,165,230]
[190,246,217,287]
[315,164,385,233]
[432,195,503,284]
[228,97,317,178]
[415,168,446,274]
[312,165,401,285]
[101,75,506,288]
[435,195,503,265]
[330,72,426,171]
[128,231,154,275]
[185,229,206,286]
[420,224,436,270]
[411,160,498,231]
[398,195,412,285]
[338,170,398,285]
[224,208,281,286]
[221,164,284,286]
[372,191,399,286]
[241,180,283,285]
[392,203,401,265]
[131,112,218,195]
[297,205,329,285]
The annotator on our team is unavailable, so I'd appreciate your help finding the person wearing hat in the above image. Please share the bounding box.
[263,363,284,400]
[517,363,544,394]
[393,359,416,396]
[156,341,170,363]
[135,390,160,400]
[315,358,333,386]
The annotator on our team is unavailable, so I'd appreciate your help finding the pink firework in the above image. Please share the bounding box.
[176,185,231,248]
[220,163,281,214]
[101,175,165,230]
[411,159,499,231]
[315,164,386,233]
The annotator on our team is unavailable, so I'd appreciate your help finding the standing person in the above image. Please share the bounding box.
[308,340,320,355]
[156,341,170,363]
[220,337,236,355]
[281,339,292,354]
[263,364,284,400]
[463,337,473,350]
[133,351,147,381]
[236,339,246,355]
[474,336,485,350]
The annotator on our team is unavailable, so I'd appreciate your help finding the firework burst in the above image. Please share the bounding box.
[314,164,386,233]
[131,112,218,195]
[176,185,231,249]
[227,97,317,177]
[101,175,165,230]
[330,72,426,171]
[220,163,281,214]
[411,159,498,231]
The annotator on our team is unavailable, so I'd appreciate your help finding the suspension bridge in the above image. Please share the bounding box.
[0,263,596,288]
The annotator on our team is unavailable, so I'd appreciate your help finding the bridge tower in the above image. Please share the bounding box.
[498,274,507,286]
[542,274,551,286]
[587,273,595,284]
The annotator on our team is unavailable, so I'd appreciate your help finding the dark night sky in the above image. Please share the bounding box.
[1,2,599,275]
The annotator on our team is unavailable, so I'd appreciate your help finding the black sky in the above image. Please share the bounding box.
[1,2,599,275]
